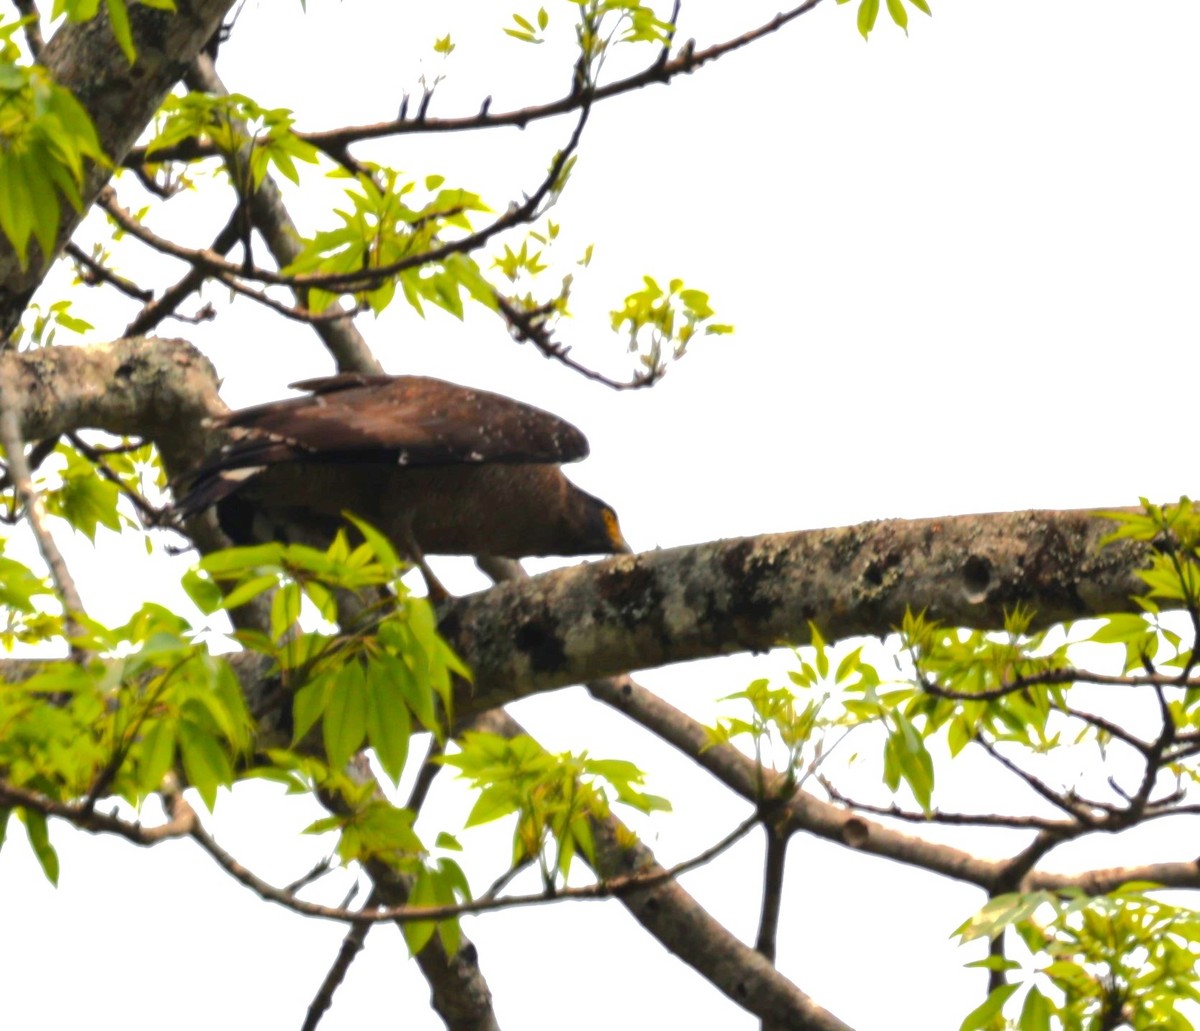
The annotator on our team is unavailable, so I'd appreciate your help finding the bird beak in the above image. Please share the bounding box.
[602,508,633,554]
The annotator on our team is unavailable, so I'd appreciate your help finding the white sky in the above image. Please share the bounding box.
[2,1,1199,1028]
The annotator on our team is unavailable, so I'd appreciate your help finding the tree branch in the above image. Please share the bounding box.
[125,1,829,166]
[0,371,85,633]
[96,104,593,296]
[442,508,1153,718]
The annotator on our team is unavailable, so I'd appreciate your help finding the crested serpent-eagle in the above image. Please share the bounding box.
[175,375,631,581]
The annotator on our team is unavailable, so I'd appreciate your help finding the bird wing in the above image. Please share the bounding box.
[222,375,589,465]
[174,375,591,517]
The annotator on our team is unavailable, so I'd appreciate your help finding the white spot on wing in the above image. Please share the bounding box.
[222,467,266,482]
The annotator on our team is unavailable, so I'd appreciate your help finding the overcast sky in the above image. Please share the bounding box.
[2,2,1199,1028]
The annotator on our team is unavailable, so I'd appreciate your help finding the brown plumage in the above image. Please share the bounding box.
[175,374,630,563]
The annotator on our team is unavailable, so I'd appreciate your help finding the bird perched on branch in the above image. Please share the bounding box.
[175,374,631,591]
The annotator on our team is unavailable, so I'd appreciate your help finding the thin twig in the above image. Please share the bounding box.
[0,372,85,647]
[64,243,154,302]
[10,0,44,59]
[301,890,380,1031]
[404,737,444,814]
[495,293,661,391]
[214,271,364,325]
[0,780,195,844]
[284,856,336,896]
[976,738,1096,826]
[183,807,761,925]
[918,664,1200,703]
[818,777,1077,833]
[1062,705,1152,756]
[65,431,166,527]
[125,209,243,337]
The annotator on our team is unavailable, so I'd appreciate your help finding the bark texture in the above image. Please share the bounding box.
[442,510,1150,716]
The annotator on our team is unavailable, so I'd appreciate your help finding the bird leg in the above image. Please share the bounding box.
[393,518,452,602]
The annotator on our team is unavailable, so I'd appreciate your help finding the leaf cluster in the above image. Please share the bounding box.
[258,749,471,956]
[441,731,669,888]
[0,17,107,268]
[185,519,468,780]
[705,623,876,796]
[507,1,672,52]
[837,0,931,40]
[284,168,493,317]
[958,885,1200,1031]
[0,602,254,878]
[146,91,320,189]
[610,275,733,378]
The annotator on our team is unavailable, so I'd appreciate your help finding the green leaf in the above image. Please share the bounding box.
[370,657,424,741]
[343,512,403,577]
[858,0,880,38]
[885,0,907,31]
[1090,613,1153,643]
[136,718,177,795]
[269,580,302,642]
[180,568,224,615]
[0,152,36,266]
[401,869,439,956]
[324,661,368,769]
[1018,986,1052,1031]
[464,785,518,827]
[219,573,280,611]
[178,723,231,810]
[958,983,1019,1030]
[435,831,462,851]
[199,542,286,575]
[365,658,412,783]
[24,159,60,265]
[104,0,135,62]
[20,809,60,885]
[47,447,122,540]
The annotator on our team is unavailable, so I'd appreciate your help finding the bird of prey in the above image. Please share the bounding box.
[175,374,631,582]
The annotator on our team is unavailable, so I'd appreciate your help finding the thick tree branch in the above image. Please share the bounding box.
[0,336,222,476]
[442,509,1151,717]
[1024,861,1200,895]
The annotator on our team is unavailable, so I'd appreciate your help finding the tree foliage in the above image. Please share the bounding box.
[3,3,1198,1030]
